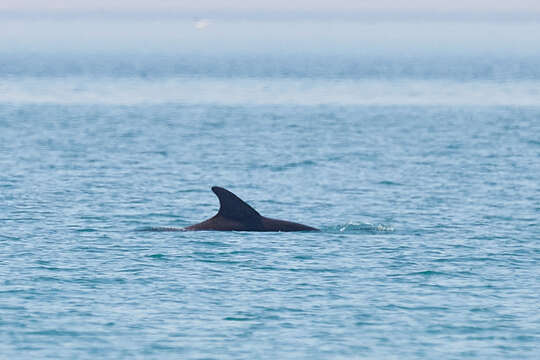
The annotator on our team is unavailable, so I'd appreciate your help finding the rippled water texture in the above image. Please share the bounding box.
[1,15,540,359]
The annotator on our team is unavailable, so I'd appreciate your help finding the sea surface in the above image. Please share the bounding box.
[1,15,539,359]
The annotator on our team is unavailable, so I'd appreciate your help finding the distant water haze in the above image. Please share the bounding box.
[1,13,540,106]
[2,77,539,106]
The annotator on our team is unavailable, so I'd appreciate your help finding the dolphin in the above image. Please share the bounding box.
[155,186,319,232]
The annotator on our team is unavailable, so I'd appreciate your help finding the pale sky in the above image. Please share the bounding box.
[1,0,539,13]
[2,0,539,57]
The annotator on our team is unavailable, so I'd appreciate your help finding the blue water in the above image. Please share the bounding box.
[1,15,540,359]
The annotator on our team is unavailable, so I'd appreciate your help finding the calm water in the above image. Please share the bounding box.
[1,16,540,359]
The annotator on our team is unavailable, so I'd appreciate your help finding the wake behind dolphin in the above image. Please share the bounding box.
[152,186,319,232]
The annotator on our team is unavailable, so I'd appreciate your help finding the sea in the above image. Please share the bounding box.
[0,13,539,359]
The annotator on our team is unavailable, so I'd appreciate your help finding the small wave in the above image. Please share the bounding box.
[259,160,317,172]
[325,222,395,233]
[145,253,168,260]
[378,180,402,186]
[74,228,98,233]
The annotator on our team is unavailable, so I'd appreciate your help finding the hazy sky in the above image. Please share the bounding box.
[2,0,540,13]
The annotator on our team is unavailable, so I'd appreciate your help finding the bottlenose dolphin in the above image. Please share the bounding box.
[157,186,319,232]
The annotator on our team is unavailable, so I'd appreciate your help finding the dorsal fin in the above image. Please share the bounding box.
[211,186,262,221]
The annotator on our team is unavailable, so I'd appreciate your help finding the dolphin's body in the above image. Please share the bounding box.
[158,186,318,232]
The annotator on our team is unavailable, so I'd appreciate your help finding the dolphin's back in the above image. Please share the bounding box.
[261,217,319,232]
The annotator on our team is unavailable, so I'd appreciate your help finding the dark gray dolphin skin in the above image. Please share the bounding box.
[169,186,318,232]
